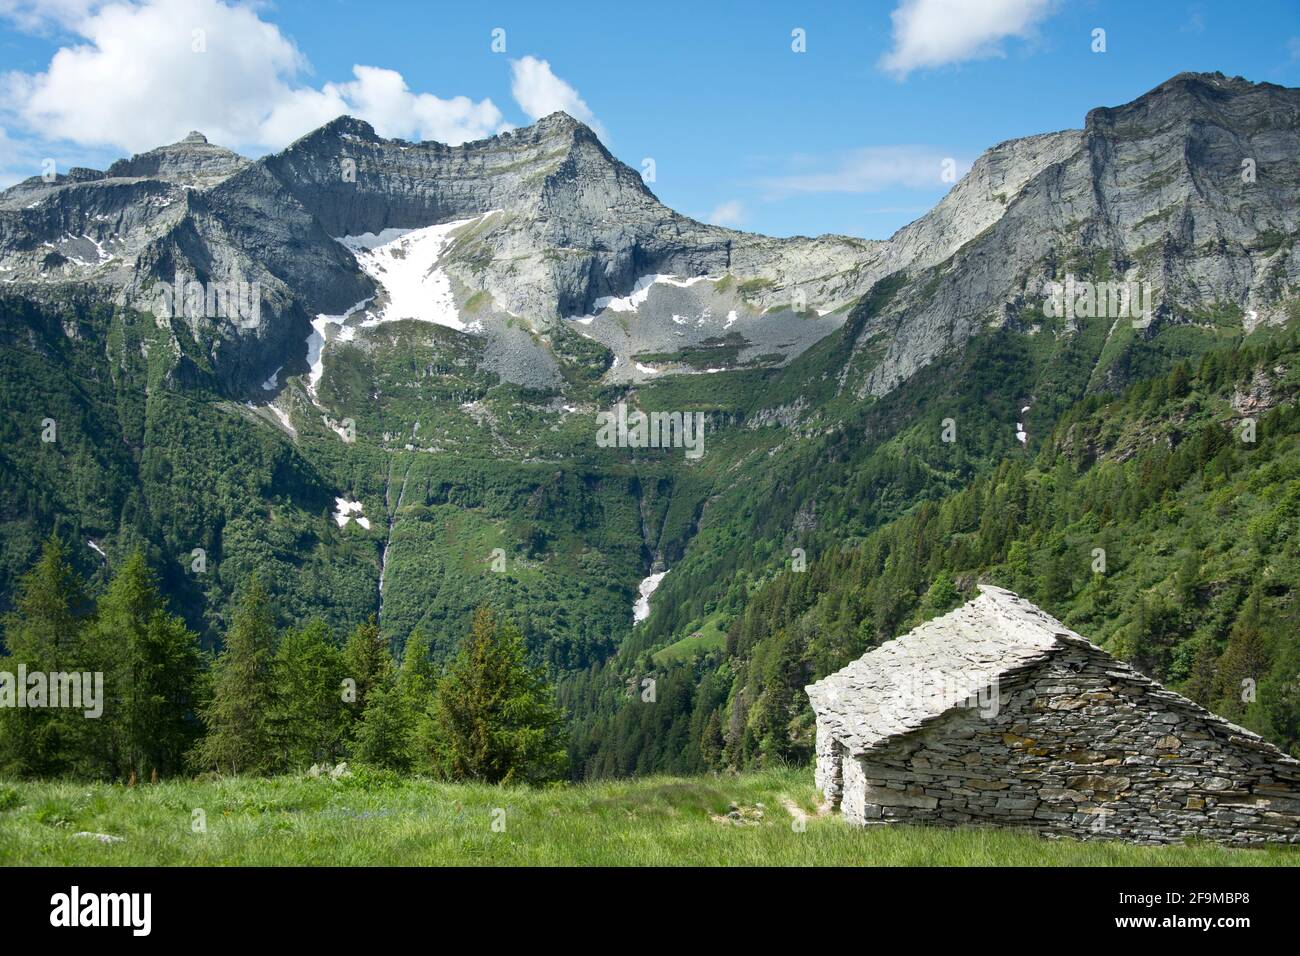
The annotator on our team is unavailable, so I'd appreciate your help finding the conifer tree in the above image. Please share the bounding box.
[352,671,412,771]
[699,710,725,771]
[0,535,88,777]
[271,620,348,768]
[1213,588,1271,721]
[397,627,438,771]
[82,549,203,780]
[192,578,279,776]
[342,616,390,718]
[432,607,567,784]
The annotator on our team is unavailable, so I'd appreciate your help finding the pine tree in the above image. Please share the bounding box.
[342,616,390,718]
[398,627,439,771]
[271,620,348,769]
[81,549,203,780]
[432,607,567,784]
[0,535,89,777]
[192,579,279,776]
[352,671,412,771]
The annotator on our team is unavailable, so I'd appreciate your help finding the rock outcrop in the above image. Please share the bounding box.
[1,72,1295,398]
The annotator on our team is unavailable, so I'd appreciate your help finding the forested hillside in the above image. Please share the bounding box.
[567,323,1300,776]
[2,74,1298,785]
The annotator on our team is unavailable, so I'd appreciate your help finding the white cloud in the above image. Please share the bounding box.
[879,0,1056,79]
[260,66,505,149]
[509,55,606,140]
[0,0,507,155]
[706,200,746,227]
[760,146,971,196]
[0,0,103,32]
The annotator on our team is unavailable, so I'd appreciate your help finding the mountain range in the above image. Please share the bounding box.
[1,70,1298,775]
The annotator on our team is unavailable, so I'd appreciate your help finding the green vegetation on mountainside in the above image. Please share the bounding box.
[569,325,1300,778]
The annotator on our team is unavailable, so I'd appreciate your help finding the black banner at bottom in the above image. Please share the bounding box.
[0,864,1291,940]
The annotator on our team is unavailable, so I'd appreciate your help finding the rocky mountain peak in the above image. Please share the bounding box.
[105,131,248,186]
[1084,70,1288,132]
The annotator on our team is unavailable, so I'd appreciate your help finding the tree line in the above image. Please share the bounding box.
[0,538,567,784]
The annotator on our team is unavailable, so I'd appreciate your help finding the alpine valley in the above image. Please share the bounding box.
[2,70,1299,779]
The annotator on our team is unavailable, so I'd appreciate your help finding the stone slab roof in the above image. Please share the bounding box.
[807,585,1300,768]
[807,586,1083,756]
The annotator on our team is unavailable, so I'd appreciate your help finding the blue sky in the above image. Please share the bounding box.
[2,0,1298,239]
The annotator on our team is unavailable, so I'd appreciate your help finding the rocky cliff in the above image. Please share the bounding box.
[1,72,1295,400]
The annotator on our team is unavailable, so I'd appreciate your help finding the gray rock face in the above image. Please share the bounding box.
[845,72,1300,399]
[106,131,250,186]
[0,72,1295,399]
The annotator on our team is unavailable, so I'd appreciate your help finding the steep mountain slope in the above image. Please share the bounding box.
[0,73,1297,778]
[840,72,1300,400]
[569,324,1300,778]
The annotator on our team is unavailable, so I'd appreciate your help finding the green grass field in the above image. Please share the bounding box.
[2,769,1298,866]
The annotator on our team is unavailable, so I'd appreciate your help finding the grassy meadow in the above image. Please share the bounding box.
[1,768,1297,866]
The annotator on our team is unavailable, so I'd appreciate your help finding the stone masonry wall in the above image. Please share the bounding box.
[826,646,1300,845]
[814,715,844,808]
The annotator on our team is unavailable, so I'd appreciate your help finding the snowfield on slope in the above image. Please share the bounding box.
[304,213,497,402]
[339,216,491,332]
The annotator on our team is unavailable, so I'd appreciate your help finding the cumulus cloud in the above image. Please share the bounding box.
[0,0,508,154]
[706,200,746,227]
[0,0,103,32]
[259,66,506,149]
[879,0,1056,79]
[760,146,971,196]
[509,55,606,140]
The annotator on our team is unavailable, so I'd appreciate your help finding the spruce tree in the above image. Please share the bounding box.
[352,671,412,771]
[397,627,438,771]
[0,535,88,777]
[432,607,567,784]
[1213,588,1271,721]
[271,620,348,768]
[192,579,279,776]
[342,616,390,718]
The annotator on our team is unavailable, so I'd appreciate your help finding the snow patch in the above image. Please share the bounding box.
[305,212,496,402]
[633,570,668,624]
[570,274,724,321]
[86,540,106,558]
[338,215,492,333]
[333,497,370,530]
[307,298,371,398]
[635,362,660,375]
[1016,404,1031,445]
[262,366,282,392]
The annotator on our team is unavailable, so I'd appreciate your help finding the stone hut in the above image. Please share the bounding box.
[806,586,1300,845]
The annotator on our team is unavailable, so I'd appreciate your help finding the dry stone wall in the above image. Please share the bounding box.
[825,644,1300,845]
